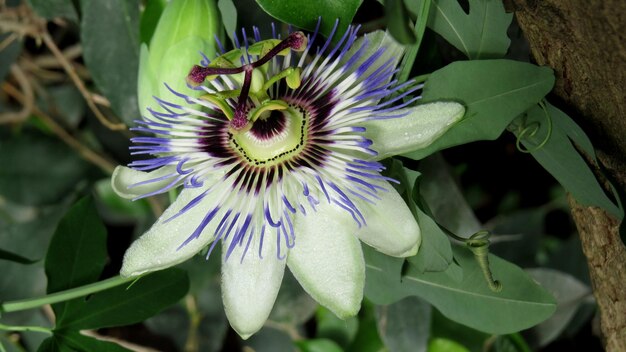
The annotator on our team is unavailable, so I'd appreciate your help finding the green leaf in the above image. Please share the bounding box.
[140,0,167,44]
[55,331,131,352]
[244,327,296,352]
[315,306,359,348]
[37,336,66,352]
[430,309,489,352]
[81,0,140,125]
[27,0,77,21]
[0,131,92,206]
[145,301,227,352]
[254,0,361,39]
[39,85,86,129]
[384,0,417,45]
[428,0,513,59]
[346,301,385,352]
[0,248,38,265]
[428,338,471,352]
[364,245,556,334]
[296,339,343,352]
[146,255,228,352]
[490,334,532,352]
[269,270,318,325]
[418,155,482,237]
[95,179,151,223]
[525,269,591,347]
[405,60,555,160]
[515,102,621,218]
[408,205,453,272]
[385,160,453,272]
[375,296,432,352]
[489,207,547,267]
[0,203,64,350]
[0,203,68,299]
[56,268,189,330]
[45,196,108,321]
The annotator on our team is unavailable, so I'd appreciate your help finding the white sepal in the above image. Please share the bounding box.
[355,185,421,257]
[288,204,364,318]
[222,239,286,339]
[120,186,218,277]
[363,101,465,160]
[111,165,177,200]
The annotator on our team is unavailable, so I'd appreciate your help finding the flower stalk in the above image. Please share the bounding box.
[0,275,134,314]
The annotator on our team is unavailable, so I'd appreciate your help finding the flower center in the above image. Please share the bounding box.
[230,106,307,166]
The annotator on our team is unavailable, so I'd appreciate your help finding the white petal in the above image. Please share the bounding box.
[221,239,286,339]
[111,165,178,199]
[120,186,219,277]
[355,185,421,257]
[363,102,465,160]
[287,204,364,318]
[341,30,404,83]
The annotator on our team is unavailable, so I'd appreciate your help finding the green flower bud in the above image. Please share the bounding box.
[138,0,220,114]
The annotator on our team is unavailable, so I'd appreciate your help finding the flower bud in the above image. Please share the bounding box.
[138,0,220,115]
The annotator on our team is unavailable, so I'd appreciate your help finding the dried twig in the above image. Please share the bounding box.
[0,64,33,124]
[40,30,127,131]
[3,82,117,174]
[91,93,111,107]
[32,44,82,68]
[0,32,18,51]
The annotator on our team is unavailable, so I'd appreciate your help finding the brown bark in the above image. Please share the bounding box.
[509,0,626,350]
[569,197,626,351]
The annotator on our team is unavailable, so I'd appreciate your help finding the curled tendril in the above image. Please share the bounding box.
[515,100,553,154]
[443,228,503,292]
[466,231,502,292]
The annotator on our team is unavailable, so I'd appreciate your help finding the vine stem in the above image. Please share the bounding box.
[0,275,134,314]
[396,0,432,84]
[0,323,52,335]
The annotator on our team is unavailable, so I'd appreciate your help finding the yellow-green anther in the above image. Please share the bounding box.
[138,0,219,115]
[250,69,266,95]
[261,67,302,93]
[286,68,302,89]
[249,100,289,122]
[200,94,235,120]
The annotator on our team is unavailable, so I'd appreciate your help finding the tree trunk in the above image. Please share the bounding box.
[508,1,626,350]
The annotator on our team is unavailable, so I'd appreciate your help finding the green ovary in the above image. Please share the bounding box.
[231,106,307,166]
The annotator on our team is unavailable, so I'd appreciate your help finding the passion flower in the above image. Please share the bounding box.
[113,22,464,338]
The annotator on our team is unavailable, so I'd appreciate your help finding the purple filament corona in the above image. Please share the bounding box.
[129,20,422,262]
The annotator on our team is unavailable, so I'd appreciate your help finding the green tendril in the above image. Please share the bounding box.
[466,231,502,292]
[515,100,553,153]
[444,229,502,292]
